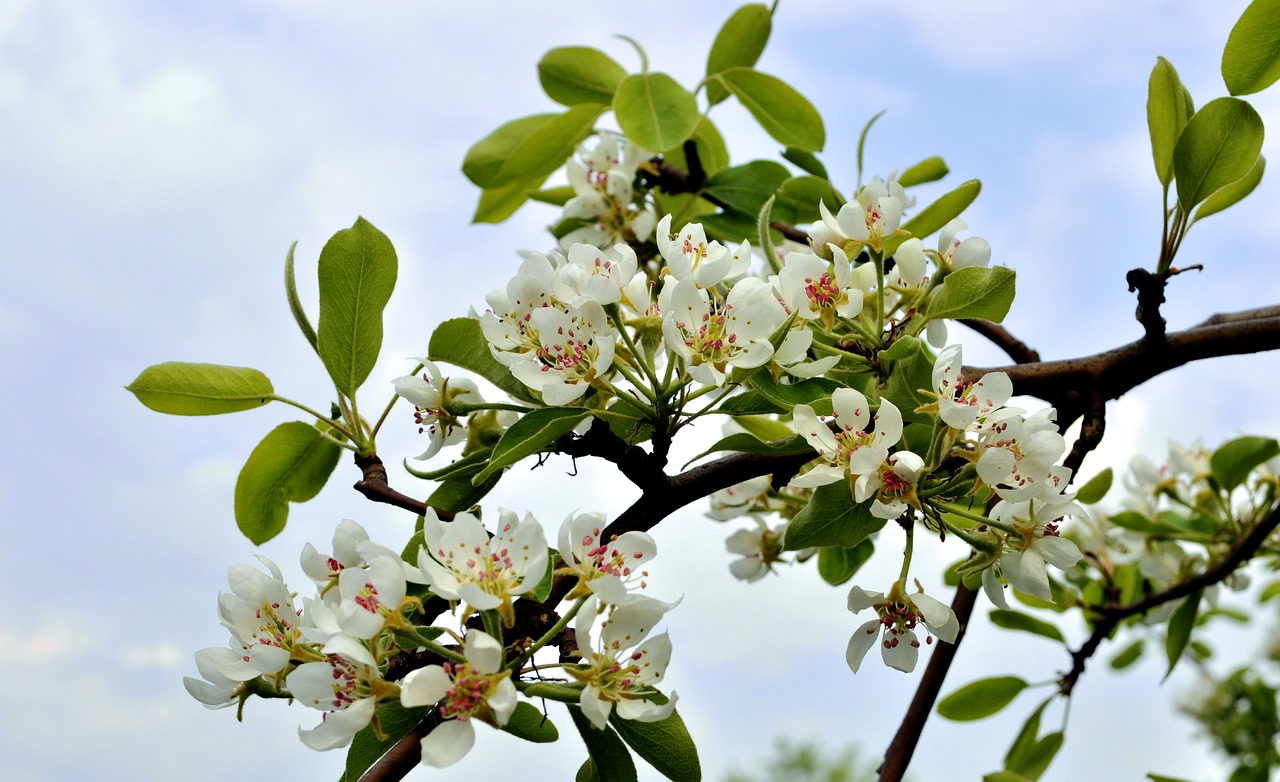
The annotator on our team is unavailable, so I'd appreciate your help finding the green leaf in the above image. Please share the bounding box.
[856,110,886,186]
[503,701,559,743]
[428,317,538,403]
[937,676,1029,721]
[817,540,875,586]
[718,67,825,152]
[472,407,590,484]
[703,160,791,218]
[234,422,343,545]
[775,175,844,225]
[463,105,606,188]
[614,73,698,153]
[530,185,578,206]
[888,179,981,255]
[539,46,627,107]
[1210,435,1280,491]
[879,336,935,424]
[284,242,319,355]
[663,117,730,178]
[744,372,840,416]
[1147,776,1197,782]
[611,707,701,782]
[1109,639,1146,670]
[1194,154,1265,222]
[126,362,274,416]
[428,466,501,514]
[984,773,1033,782]
[1074,468,1113,505]
[685,432,811,468]
[781,148,828,178]
[473,174,549,224]
[569,706,639,782]
[1260,579,1280,602]
[989,610,1066,644]
[731,415,795,443]
[1148,57,1196,188]
[1108,510,1174,535]
[1016,732,1063,781]
[1004,698,1050,774]
[1164,588,1203,679]
[316,217,398,397]
[700,210,779,246]
[341,701,427,781]
[785,479,885,550]
[1173,97,1265,210]
[927,266,1017,323]
[1222,0,1280,95]
[705,4,772,106]
[898,156,949,188]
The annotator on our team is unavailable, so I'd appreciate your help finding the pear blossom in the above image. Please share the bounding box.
[817,178,907,253]
[791,388,903,488]
[976,408,1066,501]
[891,238,929,288]
[479,251,564,358]
[288,653,382,751]
[218,556,304,676]
[570,596,677,730]
[400,629,518,768]
[846,582,958,673]
[931,344,1012,430]
[559,511,656,604]
[392,361,480,460]
[855,450,926,520]
[559,134,657,250]
[557,242,642,307]
[986,496,1085,603]
[507,300,618,405]
[707,475,774,520]
[660,276,786,387]
[725,517,788,582]
[775,245,863,326]
[417,508,549,625]
[655,215,751,288]
[937,219,991,270]
[183,646,260,709]
[300,518,371,593]
[774,328,841,379]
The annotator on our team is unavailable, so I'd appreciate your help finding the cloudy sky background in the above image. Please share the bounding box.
[4,1,1280,780]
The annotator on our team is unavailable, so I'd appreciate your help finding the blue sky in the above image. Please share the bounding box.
[4,1,1280,780]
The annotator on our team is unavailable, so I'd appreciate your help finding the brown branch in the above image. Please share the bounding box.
[1059,501,1280,696]
[353,453,453,520]
[879,584,979,782]
[958,319,1041,364]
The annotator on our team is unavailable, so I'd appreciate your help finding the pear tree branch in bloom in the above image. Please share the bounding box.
[1059,500,1280,697]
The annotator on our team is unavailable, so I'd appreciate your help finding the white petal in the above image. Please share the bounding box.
[580,685,613,730]
[420,718,476,768]
[845,619,880,673]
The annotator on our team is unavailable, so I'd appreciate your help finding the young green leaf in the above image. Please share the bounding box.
[1222,0,1280,95]
[316,217,398,398]
[897,156,949,188]
[341,702,428,782]
[1210,435,1280,492]
[530,185,578,206]
[539,46,627,107]
[473,174,549,224]
[1004,697,1051,774]
[1164,588,1203,679]
[568,706,639,782]
[702,160,790,218]
[284,242,319,355]
[1173,97,1265,210]
[775,175,844,224]
[878,336,935,424]
[234,422,343,545]
[1193,154,1265,222]
[1148,57,1196,188]
[428,317,539,403]
[1015,732,1064,781]
[888,179,981,256]
[937,676,1029,721]
[1074,467,1113,505]
[705,3,772,106]
[717,67,825,152]
[503,701,560,743]
[785,479,885,550]
[1109,639,1146,670]
[471,407,590,484]
[126,362,274,416]
[983,773,1033,782]
[817,540,875,586]
[611,707,702,782]
[613,72,698,153]
[463,105,606,188]
[1261,579,1280,602]
[428,466,502,514]
[926,266,1017,323]
[988,610,1066,644]
[781,147,828,178]
[684,432,811,469]
[856,110,886,187]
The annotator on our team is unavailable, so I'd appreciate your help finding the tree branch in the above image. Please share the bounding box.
[353,453,453,521]
[959,319,1041,364]
[1059,501,1280,696]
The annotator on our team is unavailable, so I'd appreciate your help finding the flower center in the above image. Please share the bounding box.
[439,662,503,720]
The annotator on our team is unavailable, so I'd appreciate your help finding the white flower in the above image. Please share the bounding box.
[557,242,642,308]
[774,328,841,379]
[791,388,903,488]
[660,276,787,387]
[937,219,991,270]
[400,629,518,768]
[817,178,907,252]
[393,361,480,460]
[479,251,563,359]
[725,517,788,582]
[854,450,925,520]
[218,556,303,676]
[987,498,1084,603]
[559,511,656,604]
[300,518,371,593]
[976,408,1066,501]
[846,583,958,673]
[707,475,774,520]
[775,245,863,325]
[508,300,618,405]
[655,214,751,288]
[288,654,381,751]
[183,646,259,709]
[560,133,656,250]
[932,345,1012,430]
[417,508,548,625]
[571,596,677,730]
